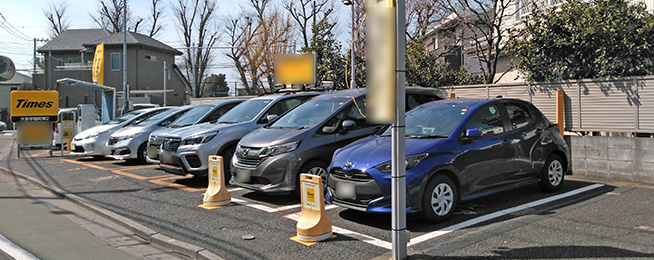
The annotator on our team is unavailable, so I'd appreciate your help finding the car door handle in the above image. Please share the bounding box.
[501,139,511,146]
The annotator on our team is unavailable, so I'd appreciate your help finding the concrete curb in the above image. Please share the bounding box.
[0,165,224,260]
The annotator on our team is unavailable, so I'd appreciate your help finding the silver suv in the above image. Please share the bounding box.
[158,92,320,179]
[232,87,443,194]
[146,99,243,163]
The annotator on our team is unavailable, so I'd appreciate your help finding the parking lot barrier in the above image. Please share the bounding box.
[296,173,332,242]
[202,156,231,207]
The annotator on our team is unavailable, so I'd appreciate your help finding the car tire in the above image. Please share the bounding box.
[421,174,457,223]
[539,154,565,192]
[219,146,236,184]
[136,143,147,164]
[296,160,328,196]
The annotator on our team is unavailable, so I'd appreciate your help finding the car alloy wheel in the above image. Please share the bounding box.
[548,159,563,187]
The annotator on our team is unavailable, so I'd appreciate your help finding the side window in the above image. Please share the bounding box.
[505,103,532,130]
[465,104,505,137]
[203,103,238,123]
[344,96,368,129]
[258,97,305,123]
[159,112,185,127]
[406,94,421,110]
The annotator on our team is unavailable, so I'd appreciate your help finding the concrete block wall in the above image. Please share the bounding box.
[568,136,654,185]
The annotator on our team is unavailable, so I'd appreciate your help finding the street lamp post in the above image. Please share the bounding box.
[343,0,356,89]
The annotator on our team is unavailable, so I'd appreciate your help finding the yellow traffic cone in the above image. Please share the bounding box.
[296,173,332,242]
[203,155,231,206]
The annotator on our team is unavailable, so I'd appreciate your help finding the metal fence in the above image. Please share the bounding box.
[447,76,654,133]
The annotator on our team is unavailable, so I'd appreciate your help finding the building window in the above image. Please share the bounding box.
[144,54,157,61]
[111,53,120,71]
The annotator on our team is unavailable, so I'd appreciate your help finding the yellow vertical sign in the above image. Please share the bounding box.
[365,0,396,124]
[92,43,104,85]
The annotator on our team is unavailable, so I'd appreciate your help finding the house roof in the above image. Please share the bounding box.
[38,29,111,52]
[83,31,182,55]
[0,72,32,85]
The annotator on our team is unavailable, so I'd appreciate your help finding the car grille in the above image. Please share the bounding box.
[162,138,181,152]
[108,137,119,145]
[234,157,262,168]
[73,146,85,153]
[330,168,373,182]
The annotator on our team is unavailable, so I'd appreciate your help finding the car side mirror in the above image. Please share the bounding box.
[264,114,278,123]
[465,128,482,138]
[342,120,356,131]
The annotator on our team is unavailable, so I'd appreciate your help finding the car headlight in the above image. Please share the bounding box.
[86,131,104,139]
[259,141,300,157]
[374,153,429,173]
[117,133,142,141]
[182,131,218,146]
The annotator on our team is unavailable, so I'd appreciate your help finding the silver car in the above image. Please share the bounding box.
[146,99,243,163]
[71,107,170,158]
[0,121,6,132]
[158,92,319,179]
[232,87,443,194]
[108,106,192,163]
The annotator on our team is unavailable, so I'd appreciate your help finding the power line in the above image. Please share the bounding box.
[0,12,32,42]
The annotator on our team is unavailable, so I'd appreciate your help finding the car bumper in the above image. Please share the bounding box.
[108,139,140,160]
[231,152,300,193]
[70,137,110,156]
[159,148,208,176]
[146,141,162,163]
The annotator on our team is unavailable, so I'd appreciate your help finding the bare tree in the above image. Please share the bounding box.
[91,0,143,33]
[437,0,516,84]
[43,1,71,38]
[147,0,164,37]
[283,0,333,50]
[406,0,446,41]
[226,0,294,94]
[173,0,220,98]
[225,16,256,95]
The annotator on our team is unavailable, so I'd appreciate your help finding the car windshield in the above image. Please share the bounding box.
[169,105,213,128]
[134,109,179,126]
[217,99,271,124]
[106,111,142,124]
[382,104,468,138]
[269,97,349,129]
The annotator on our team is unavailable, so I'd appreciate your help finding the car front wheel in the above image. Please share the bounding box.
[539,154,565,192]
[421,175,457,223]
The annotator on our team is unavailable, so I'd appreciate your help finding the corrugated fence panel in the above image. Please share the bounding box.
[487,84,531,101]
[450,85,490,99]
[530,83,558,123]
[637,78,654,131]
[579,80,637,132]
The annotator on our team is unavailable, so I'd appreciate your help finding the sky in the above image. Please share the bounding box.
[0,0,350,84]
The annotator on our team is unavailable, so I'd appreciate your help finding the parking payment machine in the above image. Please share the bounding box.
[60,110,76,154]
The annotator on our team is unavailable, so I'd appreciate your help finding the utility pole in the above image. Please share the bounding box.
[163,61,167,106]
[122,0,129,114]
[191,42,197,98]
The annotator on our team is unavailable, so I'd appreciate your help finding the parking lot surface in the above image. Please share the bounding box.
[1,134,653,259]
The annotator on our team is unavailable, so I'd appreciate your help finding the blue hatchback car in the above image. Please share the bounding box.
[326,98,569,223]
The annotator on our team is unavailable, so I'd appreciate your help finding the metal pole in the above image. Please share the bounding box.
[351,3,356,89]
[122,0,128,114]
[163,61,167,106]
[47,52,52,90]
[33,38,37,75]
[191,42,196,98]
[392,0,407,259]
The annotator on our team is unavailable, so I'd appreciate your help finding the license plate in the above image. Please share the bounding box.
[236,168,251,183]
[336,182,355,199]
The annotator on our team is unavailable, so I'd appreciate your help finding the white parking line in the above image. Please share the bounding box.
[407,184,605,246]
[284,213,393,249]
[0,233,39,260]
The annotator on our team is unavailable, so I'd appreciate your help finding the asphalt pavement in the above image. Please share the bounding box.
[1,130,654,260]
